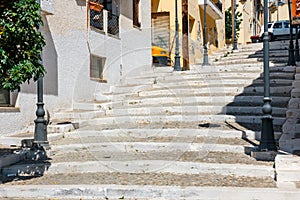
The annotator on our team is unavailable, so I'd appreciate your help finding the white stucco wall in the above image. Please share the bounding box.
[0,0,152,136]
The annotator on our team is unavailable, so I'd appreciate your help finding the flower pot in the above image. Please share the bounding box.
[250,35,260,43]
[89,2,103,12]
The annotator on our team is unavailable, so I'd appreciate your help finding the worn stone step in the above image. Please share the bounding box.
[132,86,292,98]
[112,79,293,95]
[88,114,234,126]
[275,154,300,184]
[38,160,274,178]
[51,141,247,154]
[5,185,300,200]
[100,96,289,109]
[61,128,253,139]
[123,72,263,85]
[53,110,104,120]
[102,105,286,118]
[127,68,293,86]
[213,58,287,66]
[72,102,103,111]
[234,115,285,126]
[87,114,284,128]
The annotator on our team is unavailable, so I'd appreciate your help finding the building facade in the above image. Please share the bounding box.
[223,0,289,45]
[151,0,225,68]
[0,0,152,135]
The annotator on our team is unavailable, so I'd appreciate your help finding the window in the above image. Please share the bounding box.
[284,22,290,28]
[133,0,141,28]
[273,22,282,29]
[99,0,112,12]
[90,55,106,81]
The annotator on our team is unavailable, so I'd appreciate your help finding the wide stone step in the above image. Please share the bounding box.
[53,110,104,120]
[224,51,289,59]
[130,86,292,98]
[192,63,293,72]
[212,58,287,65]
[51,141,247,154]
[72,102,103,111]
[275,154,300,184]
[105,86,292,99]
[88,114,235,125]
[41,160,274,178]
[102,105,286,117]
[99,96,289,109]
[124,72,263,85]
[134,66,293,83]
[234,115,285,126]
[224,106,287,117]
[61,128,253,139]
[88,114,284,128]
[7,184,300,199]
[112,79,293,95]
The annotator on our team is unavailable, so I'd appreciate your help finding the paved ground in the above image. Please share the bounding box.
[1,42,300,199]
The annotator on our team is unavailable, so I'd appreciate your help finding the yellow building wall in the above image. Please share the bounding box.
[224,0,254,44]
[152,0,225,65]
[270,4,289,22]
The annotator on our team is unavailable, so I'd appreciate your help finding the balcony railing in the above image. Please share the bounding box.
[90,9,104,31]
[215,1,222,12]
[90,9,119,37]
[108,12,119,36]
[198,0,223,20]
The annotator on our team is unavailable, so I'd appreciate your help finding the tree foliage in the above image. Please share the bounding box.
[225,5,243,40]
[0,0,46,91]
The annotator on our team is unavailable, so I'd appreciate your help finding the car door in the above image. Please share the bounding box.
[272,21,284,36]
[283,21,290,36]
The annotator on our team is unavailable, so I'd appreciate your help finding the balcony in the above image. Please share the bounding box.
[41,0,55,15]
[198,0,223,20]
[90,9,119,36]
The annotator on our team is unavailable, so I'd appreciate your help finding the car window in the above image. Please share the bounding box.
[268,23,272,28]
[284,22,290,28]
[273,22,282,29]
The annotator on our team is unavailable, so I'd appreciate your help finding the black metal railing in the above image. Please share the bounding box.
[215,1,222,12]
[90,9,119,36]
[90,9,104,31]
[108,12,119,36]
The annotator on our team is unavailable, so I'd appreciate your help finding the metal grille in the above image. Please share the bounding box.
[90,9,104,31]
[108,12,119,36]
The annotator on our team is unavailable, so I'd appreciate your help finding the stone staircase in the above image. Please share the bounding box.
[1,42,300,199]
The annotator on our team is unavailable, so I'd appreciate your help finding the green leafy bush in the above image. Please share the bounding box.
[225,5,243,41]
[0,0,46,91]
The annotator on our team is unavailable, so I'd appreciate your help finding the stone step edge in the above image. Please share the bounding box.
[52,142,249,154]
[1,185,300,199]
[33,160,274,178]
[2,160,274,179]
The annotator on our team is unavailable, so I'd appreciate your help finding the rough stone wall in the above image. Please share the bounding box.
[280,66,300,154]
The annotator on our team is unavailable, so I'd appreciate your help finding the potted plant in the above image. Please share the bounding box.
[250,35,260,43]
[89,1,103,12]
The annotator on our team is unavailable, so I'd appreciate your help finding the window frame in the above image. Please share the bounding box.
[133,0,141,28]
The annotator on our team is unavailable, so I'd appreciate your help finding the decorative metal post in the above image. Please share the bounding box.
[34,0,49,149]
[202,0,209,65]
[173,0,181,71]
[232,0,238,51]
[295,25,300,62]
[288,0,296,66]
[259,0,276,151]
